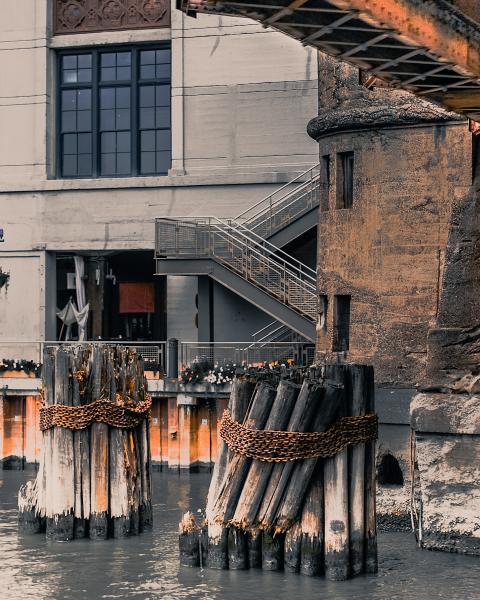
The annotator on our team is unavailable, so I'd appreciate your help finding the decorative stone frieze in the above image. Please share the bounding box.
[54,0,170,35]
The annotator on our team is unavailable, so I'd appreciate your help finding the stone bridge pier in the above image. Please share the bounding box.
[409,128,480,555]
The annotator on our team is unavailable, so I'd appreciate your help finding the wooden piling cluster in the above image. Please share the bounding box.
[179,364,377,580]
[18,344,152,541]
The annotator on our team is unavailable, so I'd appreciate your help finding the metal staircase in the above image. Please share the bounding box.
[155,216,317,340]
[155,166,321,342]
[236,163,320,246]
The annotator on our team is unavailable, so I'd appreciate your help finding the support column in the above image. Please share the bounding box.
[178,396,198,470]
[1,395,25,470]
[0,391,4,467]
[167,397,180,469]
[198,275,213,343]
[86,257,105,340]
[150,398,162,467]
[24,394,40,466]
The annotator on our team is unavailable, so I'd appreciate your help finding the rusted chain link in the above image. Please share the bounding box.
[219,409,378,462]
[39,396,152,431]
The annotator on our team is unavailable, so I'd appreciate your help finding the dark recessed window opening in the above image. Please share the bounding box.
[336,151,354,209]
[378,453,404,486]
[320,154,330,212]
[58,45,171,179]
[472,132,480,183]
[332,294,350,352]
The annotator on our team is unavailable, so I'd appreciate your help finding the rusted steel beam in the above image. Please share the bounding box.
[449,1,480,25]
[327,0,480,78]
[183,0,480,119]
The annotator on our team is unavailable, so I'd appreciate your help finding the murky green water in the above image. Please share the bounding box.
[1,470,479,599]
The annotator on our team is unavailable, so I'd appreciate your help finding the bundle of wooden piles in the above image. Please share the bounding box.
[18,344,152,541]
[179,363,377,580]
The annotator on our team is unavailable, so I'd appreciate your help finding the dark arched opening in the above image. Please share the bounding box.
[378,453,404,486]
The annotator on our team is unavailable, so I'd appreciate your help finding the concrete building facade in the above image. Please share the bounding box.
[0,0,319,357]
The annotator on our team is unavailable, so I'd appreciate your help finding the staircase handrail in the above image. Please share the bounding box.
[235,162,320,224]
[241,178,319,234]
[156,216,316,286]
[155,216,317,320]
[251,320,284,341]
[208,218,316,291]
[232,219,316,282]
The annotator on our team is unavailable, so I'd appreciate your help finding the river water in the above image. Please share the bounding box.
[1,470,479,600]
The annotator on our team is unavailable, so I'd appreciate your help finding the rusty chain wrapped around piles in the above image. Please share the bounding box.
[39,396,152,431]
[219,409,378,462]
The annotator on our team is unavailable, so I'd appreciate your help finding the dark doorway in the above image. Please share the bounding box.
[378,453,404,486]
[56,251,166,341]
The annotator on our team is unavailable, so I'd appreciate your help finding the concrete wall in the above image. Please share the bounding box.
[166,276,198,341]
[0,1,49,183]
[176,11,318,175]
[212,282,271,341]
[0,252,52,359]
[412,393,480,554]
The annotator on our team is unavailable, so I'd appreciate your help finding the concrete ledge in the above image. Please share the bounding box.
[147,378,231,397]
[0,377,41,394]
[177,395,198,406]
[411,392,480,434]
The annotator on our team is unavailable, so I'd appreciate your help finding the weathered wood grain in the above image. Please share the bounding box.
[231,379,301,530]
[257,380,323,530]
[348,364,367,576]
[89,347,109,540]
[206,378,257,569]
[300,462,324,576]
[46,347,74,541]
[324,364,350,581]
[274,375,342,533]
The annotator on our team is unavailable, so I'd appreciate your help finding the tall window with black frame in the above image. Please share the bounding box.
[58,45,171,178]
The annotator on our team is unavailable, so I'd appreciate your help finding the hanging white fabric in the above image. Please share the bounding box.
[56,299,77,341]
[73,302,89,338]
[56,298,90,341]
[73,255,88,341]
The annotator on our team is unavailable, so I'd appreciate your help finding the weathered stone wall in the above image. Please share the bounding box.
[411,393,480,555]
[311,54,471,388]
[315,121,471,387]
[310,53,477,533]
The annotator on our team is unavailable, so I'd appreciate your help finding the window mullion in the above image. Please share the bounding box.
[131,48,139,177]
[56,55,62,179]
[92,50,99,178]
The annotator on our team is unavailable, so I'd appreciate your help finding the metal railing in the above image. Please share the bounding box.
[250,320,307,345]
[0,340,315,379]
[235,163,321,238]
[179,341,315,370]
[156,216,317,321]
[0,341,166,372]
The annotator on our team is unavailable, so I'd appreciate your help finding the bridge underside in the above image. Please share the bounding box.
[181,0,480,121]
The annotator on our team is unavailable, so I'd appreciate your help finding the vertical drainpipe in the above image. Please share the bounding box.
[166,338,179,379]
